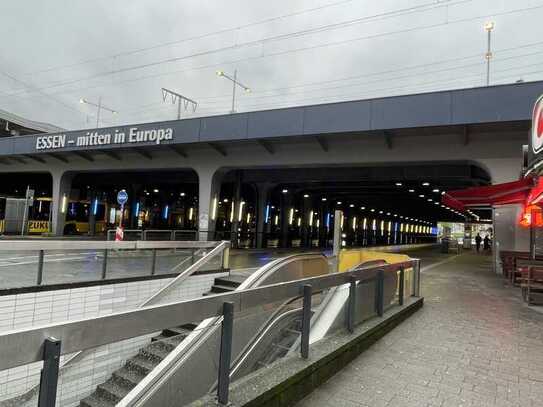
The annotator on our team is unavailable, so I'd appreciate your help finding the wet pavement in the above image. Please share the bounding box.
[0,245,441,289]
[297,252,543,407]
[0,247,304,289]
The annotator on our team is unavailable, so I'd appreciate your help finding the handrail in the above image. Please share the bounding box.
[140,241,229,307]
[0,259,417,371]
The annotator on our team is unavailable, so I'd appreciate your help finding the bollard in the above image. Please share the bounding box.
[347,276,356,333]
[38,338,61,407]
[37,250,44,286]
[101,249,108,280]
[217,302,234,406]
[399,267,405,306]
[375,270,384,317]
[301,284,312,359]
[151,249,157,275]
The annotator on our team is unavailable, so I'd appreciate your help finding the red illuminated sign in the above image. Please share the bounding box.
[532,95,543,154]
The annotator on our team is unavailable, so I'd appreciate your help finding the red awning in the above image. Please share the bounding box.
[443,177,537,210]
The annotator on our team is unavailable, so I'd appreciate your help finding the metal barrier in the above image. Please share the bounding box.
[106,229,198,241]
[0,257,420,407]
[0,240,225,287]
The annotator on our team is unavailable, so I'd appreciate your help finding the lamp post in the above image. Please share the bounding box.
[216,69,251,113]
[484,21,495,86]
[79,97,117,128]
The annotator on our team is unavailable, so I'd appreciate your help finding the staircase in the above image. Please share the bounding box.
[79,275,243,407]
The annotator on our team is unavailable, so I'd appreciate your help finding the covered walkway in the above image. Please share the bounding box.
[299,253,543,407]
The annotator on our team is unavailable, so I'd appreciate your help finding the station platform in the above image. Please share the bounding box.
[298,252,543,407]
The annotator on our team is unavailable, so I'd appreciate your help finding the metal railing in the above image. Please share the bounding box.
[0,240,226,287]
[106,229,198,241]
[0,257,420,407]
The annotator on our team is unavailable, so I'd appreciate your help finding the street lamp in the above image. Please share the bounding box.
[484,21,495,86]
[80,97,117,127]
[216,69,251,113]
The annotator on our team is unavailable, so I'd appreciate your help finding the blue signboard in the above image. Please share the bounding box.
[117,190,129,206]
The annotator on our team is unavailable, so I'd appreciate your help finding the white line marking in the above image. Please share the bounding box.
[0,256,90,267]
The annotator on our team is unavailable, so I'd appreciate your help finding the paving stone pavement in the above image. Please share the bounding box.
[297,252,543,407]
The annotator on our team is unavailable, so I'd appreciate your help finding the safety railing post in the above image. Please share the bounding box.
[101,249,108,280]
[301,284,312,359]
[399,267,405,306]
[375,270,384,317]
[151,249,157,275]
[415,259,421,297]
[38,337,61,407]
[347,276,356,333]
[191,248,195,265]
[37,250,44,286]
[222,244,230,274]
[217,302,234,406]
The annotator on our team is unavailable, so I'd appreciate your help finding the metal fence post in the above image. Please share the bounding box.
[222,245,230,274]
[101,249,108,280]
[375,270,384,317]
[38,337,61,407]
[151,249,157,275]
[347,276,356,333]
[37,250,44,286]
[415,259,421,297]
[191,248,195,265]
[217,302,234,406]
[301,284,312,359]
[399,267,405,306]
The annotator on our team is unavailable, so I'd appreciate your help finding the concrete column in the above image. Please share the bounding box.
[51,171,73,236]
[230,171,242,248]
[280,191,293,248]
[301,195,310,248]
[88,190,96,236]
[196,166,223,241]
[255,183,273,249]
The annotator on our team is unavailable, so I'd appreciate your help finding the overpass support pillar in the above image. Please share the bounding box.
[51,172,73,236]
[256,183,273,249]
[88,190,96,236]
[281,190,293,248]
[197,167,223,241]
[230,171,242,249]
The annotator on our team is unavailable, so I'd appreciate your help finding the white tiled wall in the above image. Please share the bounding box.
[0,272,227,406]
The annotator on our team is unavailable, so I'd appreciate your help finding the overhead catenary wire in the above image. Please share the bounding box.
[113,45,543,117]
[3,0,475,97]
[124,61,543,121]
[4,1,540,106]
[23,0,362,76]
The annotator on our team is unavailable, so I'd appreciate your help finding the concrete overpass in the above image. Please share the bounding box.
[0,80,542,236]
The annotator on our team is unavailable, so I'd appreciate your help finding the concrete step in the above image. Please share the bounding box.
[210,284,237,293]
[126,354,160,376]
[96,380,132,404]
[214,276,244,287]
[80,394,115,407]
[112,366,146,388]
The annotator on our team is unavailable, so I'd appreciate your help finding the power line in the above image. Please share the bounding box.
[4,0,473,97]
[127,57,543,119]
[116,43,543,115]
[24,0,361,75]
[5,1,539,104]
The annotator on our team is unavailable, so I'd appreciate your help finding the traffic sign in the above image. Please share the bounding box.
[117,190,128,206]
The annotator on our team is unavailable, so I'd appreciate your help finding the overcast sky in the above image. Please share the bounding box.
[1,0,542,130]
